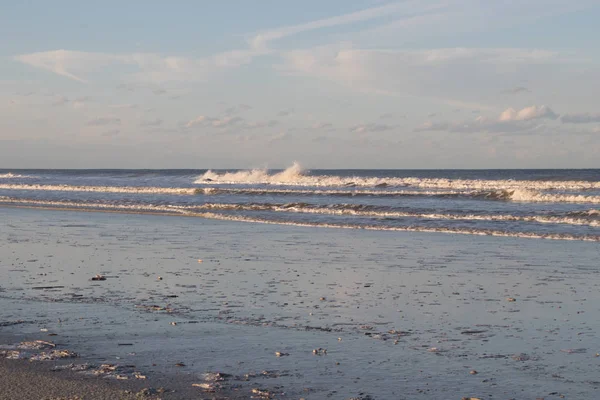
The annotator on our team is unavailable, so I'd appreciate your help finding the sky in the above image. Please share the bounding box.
[1,0,600,169]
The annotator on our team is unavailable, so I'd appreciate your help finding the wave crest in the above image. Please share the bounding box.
[199,162,305,184]
[194,163,600,190]
[0,173,35,179]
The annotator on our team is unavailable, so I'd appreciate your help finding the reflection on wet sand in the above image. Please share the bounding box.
[1,207,599,399]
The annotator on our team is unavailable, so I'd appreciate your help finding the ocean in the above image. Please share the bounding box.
[1,164,599,241]
[1,166,600,398]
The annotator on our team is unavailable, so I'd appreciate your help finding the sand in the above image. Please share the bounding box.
[2,207,600,399]
[0,358,164,400]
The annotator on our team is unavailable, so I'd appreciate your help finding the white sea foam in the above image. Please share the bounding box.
[192,203,600,226]
[0,184,195,195]
[0,173,35,179]
[195,163,600,190]
[199,187,600,203]
[2,183,600,203]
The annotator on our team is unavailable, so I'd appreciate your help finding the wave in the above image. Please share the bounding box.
[0,184,196,195]
[0,197,597,242]
[199,187,600,204]
[194,213,600,242]
[0,173,35,179]
[1,197,599,229]
[2,183,600,203]
[192,202,600,227]
[195,163,600,190]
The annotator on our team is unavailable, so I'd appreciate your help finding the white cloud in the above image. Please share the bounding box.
[249,1,443,51]
[415,105,559,134]
[561,113,600,124]
[185,116,207,128]
[279,45,560,109]
[185,115,247,129]
[245,120,279,129]
[13,50,255,84]
[311,122,333,130]
[498,105,558,122]
[350,123,395,133]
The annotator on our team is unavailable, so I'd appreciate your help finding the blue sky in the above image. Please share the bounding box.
[2,0,600,168]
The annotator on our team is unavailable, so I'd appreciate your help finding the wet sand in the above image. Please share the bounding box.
[0,357,165,400]
[1,207,600,399]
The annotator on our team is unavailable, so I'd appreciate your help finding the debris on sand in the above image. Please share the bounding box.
[192,382,220,392]
[91,274,106,281]
[18,340,56,350]
[1,350,23,359]
[251,388,273,398]
[30,349,78,361]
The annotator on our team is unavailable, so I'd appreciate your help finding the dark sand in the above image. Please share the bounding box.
[0,358,165,400]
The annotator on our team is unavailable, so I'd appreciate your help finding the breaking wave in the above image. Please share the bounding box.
[198,187,600,203]
[195,163,600,190]
[192,202,600,227]
[0,173,35,179]
[2,183,600,203]
[0,184,196,195]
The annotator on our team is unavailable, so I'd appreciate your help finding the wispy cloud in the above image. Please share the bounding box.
[505,86,530,94]
[561,112,600,124]
[415,105,559,134]
[87,117,121,127]
[140,118,163,127]
[350,123,395,133]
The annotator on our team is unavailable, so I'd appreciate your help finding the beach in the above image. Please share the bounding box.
[1,205,599,399]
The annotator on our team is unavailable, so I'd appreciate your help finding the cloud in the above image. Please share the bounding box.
[268,132,290,143]
[224,104,253,115]
[506,86,530,94]
[277,109,294,117]
[13,50,258,84]
[311,122,333,130]
[498,105,558,122]
[350,123,395,133]
[101,129,120,137]
[140,118,163,127]
[415,105,559,134]
[185,116,206,128]
[185,115,246,129]
[249,2,435,51]
[280,45,559,109]
[52,96,69,106]
[245,120,279,129]
[11,2,454,84]
[109,103,138,109]
[561,113,600,124]
[87,117,121,126]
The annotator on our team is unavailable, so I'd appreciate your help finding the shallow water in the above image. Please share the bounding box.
[1,207,600,398]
